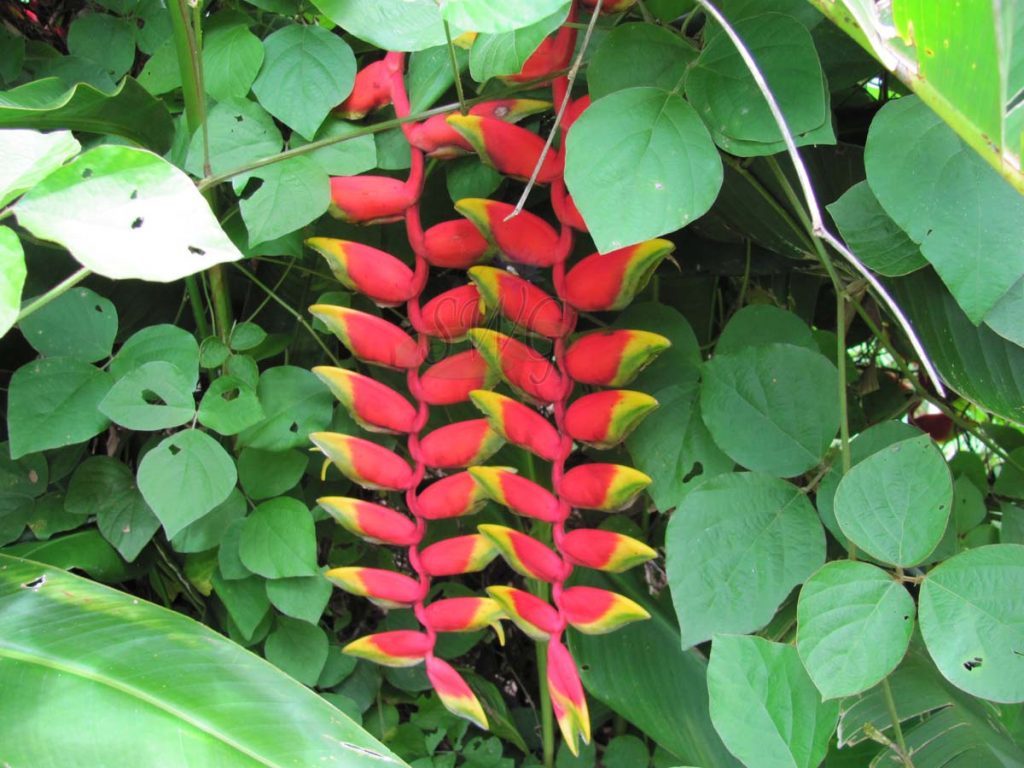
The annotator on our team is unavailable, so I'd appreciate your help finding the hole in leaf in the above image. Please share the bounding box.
[82,168,93,179]
[130,189,138,200]
[94,304,104,313]
[234,114,244,122]
[220,386,241,402]
[131,217,143,229]
[188,245,206,256]
[683,462,704,484]
[169,444,182,456]
[141,389,167,406]
[288,422,299,433]
[22,575,45,589]
[238,177,264,197]
[963,657,983,671]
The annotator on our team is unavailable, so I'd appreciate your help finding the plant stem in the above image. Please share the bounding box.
[881,677,914,767]
[185,274,212,339]
[15,267,91,323]
[442,21,468,115]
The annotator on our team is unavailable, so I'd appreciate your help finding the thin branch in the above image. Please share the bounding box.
[504,1,604,221]
[693,0,946,398]
[443,21,469,115]
[15,268,91,324]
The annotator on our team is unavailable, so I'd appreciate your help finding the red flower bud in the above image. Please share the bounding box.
[455,198,562,268]
[312,366,417,434]
[334,60,393,119]
[553,190,588,231]
[306,238,415,307]
[478,524,565,582]
[420,533,499,576]
[408,99,551,158]
[419,284,486,340]
[310,432,413,491]
[424,596,503,633]
[318,497,419,546]
[560,528,658,572]
[560,586,650,634]
[469,266,570,338]
[564,329,670,387]
[505,26,575,83]
[486,585,561,640]
[419,349,498,405]
[326,567,422,608]
[560,463,651,512]
[447,115,561,183]
[563,240,675,312]
[417,471,490,519]
[329,176,417,224]
[468,328,566,405]
[420,419,504,469]
[563,95,591,131]
[310,305,425,370]
[344,630,431,666]
[423,220,496,269]
[564,390,659,449]
[426,656,489,730]
[469,390,561,461]
[547,640,590,755]
[469,466,563,523]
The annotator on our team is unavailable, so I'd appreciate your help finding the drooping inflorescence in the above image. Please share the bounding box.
[309,1,671,753]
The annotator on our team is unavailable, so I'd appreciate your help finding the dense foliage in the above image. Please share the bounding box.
[1,1,1023,767]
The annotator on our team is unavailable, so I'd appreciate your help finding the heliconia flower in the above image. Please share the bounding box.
[305,238,416,307]
[560,463,652,512]
[563,240,675,312]
[423,596,504,634]
[560,528,658,573]
[504,25,575,83]
[447,115,561,183]
[553,189,588,232]
[419,284,486,341]
[468,466,562,523]
[343,630,432,667]
[560,586,650,634]
[486,586,561,640]
[423,220,496,269]
[420,533,499,576]
[455,198,562,267]
[417,471,492,519]
[326,567,422,608]
[547,639,591,755]
[309,305,424,370]
[468,266,569,338]
[334,60,392,119]
[312,366,417,434]
[563,95,591,132]
[467,328,566,404]
[329,176,417,224]
[564,390,659,449]
[310,432,413,491]
[419,350,498,406]
[420,419,504,469]
[477,524,565,583]
[408,98,551,158]
[318,496,419,546]
[564,329,670,387]
[426,656,489,730]
[581,0,637,12]
[469,390,561,461]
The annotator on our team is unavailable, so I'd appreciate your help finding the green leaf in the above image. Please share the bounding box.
[446,157,503,202]
[291,119,378,176]
[137,429,237,538]
[707,635,839,768]
[230,323,267,352]
[0,77,173,152]
[200,336,231,369]
[953,475,987,534]
[170,489,247,554]
[14,146,244,282]
[919,544,1024,704]
[2,530,132,582]
[796,560,915,699]
[700,343,840,477]
[0,444,47,501]
[138,39,182,96]
[587,23,697,101]
[111,324,200,388]
[197,375,265,436]
[0,128,80,207]
[715,304,817,355]
[266,571,332,624]
[67,13,136,81]
[667,472,825,647]
[252,24,356,140]
[834,435,953,566]
[218,520,251,580]
[409,44,468,113]
[7,358,113,459]
[214,569,271,641]
[185,98,283,179]
[0,554,407,766]
[203,24,264,101]
[565,87,722,253]
[27,492,82,540]
[238,448,307,500]
[0,26,25,84]
[238,497,318,579]
[239,156,330,248]
[0,226,25,338]
[312,0,458,52]
[602,735,649,768]
[685,13,832,155]
[238,366,334,452]
[866,96,1024,322]
[984,276,1024,347]
[66,456,160,562]
[265,615,329,686]
[18,286,118,362]
[569,570,739,767]
[135,0,172,54]
[440,0,566,33]
[468,5,569,81]
[827,180,926,277]
[98,361,195,431]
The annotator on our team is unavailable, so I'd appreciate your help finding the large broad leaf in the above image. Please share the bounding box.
[203,24,265,102]
[700,342,840,477]
[707,635,839,768]
[238,497,318,579]
[0,554,407,767]
[237,366,333,452]
[564,87,722,254]
[0,128,80,207]
[834,435,952,567]
[568,569,740,767]
[469,6,569,82]
[185,98,283,179]
[238,156,330,248]
[98,360,196,431]
[667,472,825,647]
[796,560,915,700]
[19,286,118,363]
[439,0,566,34]
[714,304,816,355]
[14,145,244,282]
[0,226,25,338]
[919,544,1024,704]
[0,77,173,153]
[890,267,1024,425]
[309,0,460,52]
[588,23,697,101]
[866,96,1024,323]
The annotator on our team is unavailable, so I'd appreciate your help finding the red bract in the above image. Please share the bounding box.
[310,432,413,491]
[326,567,422,608]
[564,389,658,449]
[563,239,675,311]
[547,640,590,750]
[419,419,504,469]
[417,471,490,520]
[564,329,671,386]
[560,463,652,512]
[469,466,563,523]
[420,533,498,576]
[468,328,566,404]
[318,497,419,546]
[344,630,432,666]
[447,115,562,183]
[306,238,415,307]
[487,586,561,640]
[478,524,566,583]
[560,529,658,572]
[456,198,562,267]
[335,60,392,119]
[505,25,575,83]
[469,390,562,460]
[419,349,497,405]
[309,305,424,370]
[469,266,570,337]
[419,284,485,340]
[423,596,503,633]
[560,586,650,634]
[423,220,495,269]
[312,366,417,434]
[329,176,417,224]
